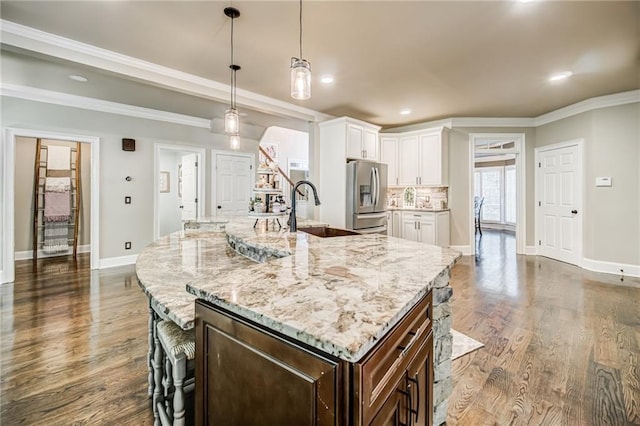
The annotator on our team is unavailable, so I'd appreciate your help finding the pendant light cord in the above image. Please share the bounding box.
[230,15,235,109]
[299,0,303,59]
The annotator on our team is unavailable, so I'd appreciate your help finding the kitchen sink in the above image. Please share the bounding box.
[298,226,360,238]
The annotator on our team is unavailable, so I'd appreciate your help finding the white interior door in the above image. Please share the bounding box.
[537,142,583,266]
[216,153,252,216]
[181,154,197,221]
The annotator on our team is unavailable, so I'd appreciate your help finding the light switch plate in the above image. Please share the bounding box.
[595,177,612,187]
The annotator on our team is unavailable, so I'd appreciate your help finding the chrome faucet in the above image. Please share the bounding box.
[290,180,321,232]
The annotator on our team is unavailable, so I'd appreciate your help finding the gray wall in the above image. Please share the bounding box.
[536,103,640,265]
[2,96,263,259]
[14,137,92,253]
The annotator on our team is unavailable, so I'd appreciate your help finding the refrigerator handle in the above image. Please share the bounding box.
[369,167,375,207]
[376,167,381,207]
[371,167,377,207]
[376,167,380,206]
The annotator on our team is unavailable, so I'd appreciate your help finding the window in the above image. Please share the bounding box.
[474,165,516,225]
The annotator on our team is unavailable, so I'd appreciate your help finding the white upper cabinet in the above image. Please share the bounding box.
[398,135,420,186]
[346,124,364,159]
[419,130,449,186]
[363,128,379,161]
[384,127,449,187]
[337,119,380,161]
[380,136,399,186]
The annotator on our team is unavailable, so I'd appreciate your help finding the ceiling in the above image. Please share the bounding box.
[1,1,638,129]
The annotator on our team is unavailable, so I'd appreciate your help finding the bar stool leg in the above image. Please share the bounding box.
[172,352,187,426]
[164,355,173,419]
[152,325,164,426]
[147,303,155,398]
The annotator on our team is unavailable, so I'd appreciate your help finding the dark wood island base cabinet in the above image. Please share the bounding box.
[194,292,433,426]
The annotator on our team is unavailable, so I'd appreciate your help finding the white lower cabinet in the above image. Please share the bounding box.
[386,211,403,238]
[400,211,450,247]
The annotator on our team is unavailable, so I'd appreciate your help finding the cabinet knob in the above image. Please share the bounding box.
[571,209,578,214]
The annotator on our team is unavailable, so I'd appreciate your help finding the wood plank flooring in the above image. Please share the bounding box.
[448,230,640,425]
[1,232,638,425]
[1,254,153,425]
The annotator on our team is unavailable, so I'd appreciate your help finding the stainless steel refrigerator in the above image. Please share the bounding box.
[346,160,388,234]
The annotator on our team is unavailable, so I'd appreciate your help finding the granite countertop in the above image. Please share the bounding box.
[185,218,461,362]
[136,217,325,329]
[386,207,450,212]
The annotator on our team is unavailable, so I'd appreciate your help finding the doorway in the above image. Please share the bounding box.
[535,139,583,266]
[153,144,205,240]
[468,133,526,256]
[212,151,254,217]
[2,128,100,284]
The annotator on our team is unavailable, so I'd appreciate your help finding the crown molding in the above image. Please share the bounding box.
[450,117,535,128]
[382,118,453,133]
[382,91,639,132]
[1,83,212,128]
[0,19,332,123]
[534,90,640,126]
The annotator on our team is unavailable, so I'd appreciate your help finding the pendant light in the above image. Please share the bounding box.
[224,7,241,149]
[290,0,311,100]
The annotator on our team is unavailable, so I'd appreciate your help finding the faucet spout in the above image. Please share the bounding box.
[290,180,321,232]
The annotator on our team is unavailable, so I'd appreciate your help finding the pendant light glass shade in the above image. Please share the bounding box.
[224,108,239,134]
[290,0,310,100]
[290,58,311,100]
[230,134,240,150]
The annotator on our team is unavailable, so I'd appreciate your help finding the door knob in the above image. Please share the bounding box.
[571,209,578,214]
[217,205,222,209]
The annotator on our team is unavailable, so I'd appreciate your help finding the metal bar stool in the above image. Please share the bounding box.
[153,320,195,426]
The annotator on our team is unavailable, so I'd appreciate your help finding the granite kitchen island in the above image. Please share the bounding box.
[137,218,460,425]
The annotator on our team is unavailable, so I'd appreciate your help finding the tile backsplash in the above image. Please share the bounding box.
[387,186,448,209]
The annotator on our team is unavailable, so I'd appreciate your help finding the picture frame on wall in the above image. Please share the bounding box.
[259,142,278,165]
[178,164,183,197]
[159,171,170,193]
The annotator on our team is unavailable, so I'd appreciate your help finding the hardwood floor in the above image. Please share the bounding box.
[1,235,638,425]
[1,254,153,425]
[448,230,640,425]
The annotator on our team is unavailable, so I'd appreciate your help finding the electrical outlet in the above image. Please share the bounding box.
[125,196,131,204]
[125,242,131,250]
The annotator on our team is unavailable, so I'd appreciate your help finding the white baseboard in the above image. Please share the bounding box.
[99,254,138,269]
[582,257,640,278]
[450,245,472,256]
[525,246,538,255]
[15,244,91,261]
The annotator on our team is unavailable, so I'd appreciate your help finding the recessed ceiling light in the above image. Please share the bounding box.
[549,71,573,82]
[320,75,334,84]
[400,109,412,115]
[69,74,88,82]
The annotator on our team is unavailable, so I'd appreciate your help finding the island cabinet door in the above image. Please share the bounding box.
[195,300,341,426]
[406,332,434,426]
[368,378,409,426]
